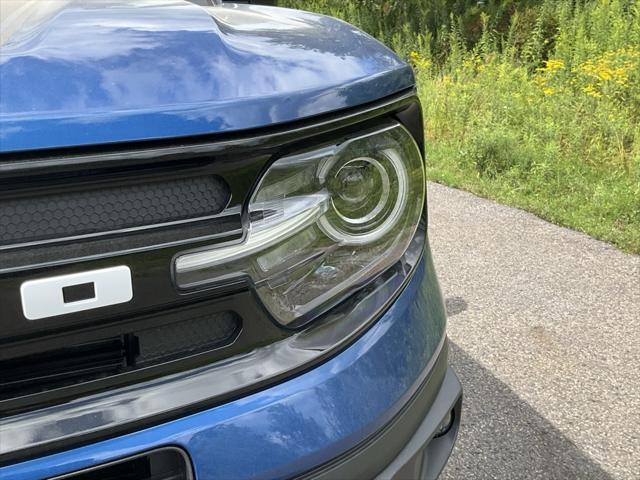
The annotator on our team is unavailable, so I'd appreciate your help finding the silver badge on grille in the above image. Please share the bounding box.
[21,266,133,320]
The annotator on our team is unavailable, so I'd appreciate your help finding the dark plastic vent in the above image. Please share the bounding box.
[51,447,192,480]
[0,175,230,246]
[0,311,241,402]
[1,338,127,399]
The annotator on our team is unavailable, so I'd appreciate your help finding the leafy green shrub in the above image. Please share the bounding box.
[465,128,533,178]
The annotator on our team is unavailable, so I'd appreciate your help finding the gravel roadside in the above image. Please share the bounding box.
[427,182,640,479]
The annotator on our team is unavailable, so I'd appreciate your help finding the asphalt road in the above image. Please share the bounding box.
[426,183,640,479]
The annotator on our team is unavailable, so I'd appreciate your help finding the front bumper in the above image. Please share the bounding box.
[305,357,462,480]
[378,366,462,480]
[1,251,460,480]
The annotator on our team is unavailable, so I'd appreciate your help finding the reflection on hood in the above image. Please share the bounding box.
[0,1,413,152]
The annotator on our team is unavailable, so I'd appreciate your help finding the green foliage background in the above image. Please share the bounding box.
[281,0,640,253]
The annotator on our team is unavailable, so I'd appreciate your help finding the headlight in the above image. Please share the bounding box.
[175,121,425,327]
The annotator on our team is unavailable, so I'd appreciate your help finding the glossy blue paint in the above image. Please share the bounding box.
[0,254,447,480]
[0,0,414,153]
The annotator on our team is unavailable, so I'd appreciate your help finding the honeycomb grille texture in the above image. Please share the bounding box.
[136,311,241,366]
[0,175,230,246]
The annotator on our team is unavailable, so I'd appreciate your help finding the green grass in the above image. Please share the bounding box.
[282,0,640,253]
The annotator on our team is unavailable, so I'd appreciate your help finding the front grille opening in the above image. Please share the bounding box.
[51,447,192,480]
[1,338,128,398]
[0,174,230,247]
[0,312,241,402]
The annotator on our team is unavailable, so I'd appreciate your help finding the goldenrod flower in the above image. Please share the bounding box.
[540,59,565,72]
[409,51,431,70]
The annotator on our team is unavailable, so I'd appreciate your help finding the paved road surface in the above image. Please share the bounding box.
[426,182,640,479]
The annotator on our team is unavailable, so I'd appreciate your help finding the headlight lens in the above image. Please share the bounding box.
[175,121,425,327]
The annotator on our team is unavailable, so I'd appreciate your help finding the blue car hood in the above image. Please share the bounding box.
[0,0,413,153]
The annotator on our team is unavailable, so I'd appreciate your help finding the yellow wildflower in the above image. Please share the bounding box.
[583,84,602,98]
[409,51,431,70]
[540,59,565,72]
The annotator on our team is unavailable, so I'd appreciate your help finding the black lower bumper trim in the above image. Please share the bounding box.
[301,339,462,479]
[378,367,462,479]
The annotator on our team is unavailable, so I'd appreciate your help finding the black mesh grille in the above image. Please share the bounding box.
[136,311,240,366]
[0,175,230,246]
[0,311,241,403]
